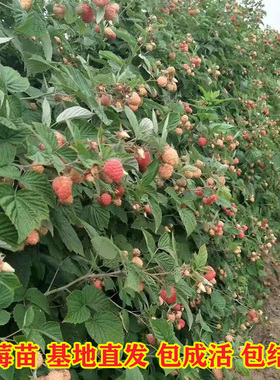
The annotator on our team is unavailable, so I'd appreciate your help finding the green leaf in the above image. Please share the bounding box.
[178,208,197,237]
[0,213,19,251]
[99,51,123,67]
[194,244,208,269]
[20,171,56,207]
[151,319,177,344]
[13,305,34,329]
[82,204,110,231]
[16,11,46,38]
[141,159,159,185]
[0,142,16,166]
[64,290,91,324]
[41,31,53,61]
[0,273,20,309]
[38,321,63,342]
[0,37,13,45]
[149,198,162,233]
[91,236,118,260]
[86,312,124,345]
[53,209,84,256]
[235,359,251,376]
[83,285,112,312]
[125,368,144,380]
[42,97,51,127]
[0,310,10,326]
[0,65,29,94]
[141,229,156,256]
[0,366,14,380]
[154,252,174,272]
[25,288,50,315]
[33,122,58,152]
[96,7,105,24]
[56,106,93,123]
[124,106,139,137]
[0,185,49,242]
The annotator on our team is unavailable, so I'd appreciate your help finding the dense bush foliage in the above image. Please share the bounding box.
[0,0,279,379]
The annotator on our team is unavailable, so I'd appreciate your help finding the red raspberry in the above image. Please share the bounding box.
[59,195,73,205]
[26,231,40,245]
[93,280,103,290]
[204,266,216,281]
[103,159,124,182]
[94,0,109,7]
[104,27,116,40]
[134,151,151,172]
[144,204,152,214]
[97,193,112,207]
[198,137,207,147]
[76,4,95,23]
[176,319,186,330]
[160,286,177,304]
[52,176,73,200]
[161,146,179,167]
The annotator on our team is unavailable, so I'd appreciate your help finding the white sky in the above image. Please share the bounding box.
[262,0,280,30]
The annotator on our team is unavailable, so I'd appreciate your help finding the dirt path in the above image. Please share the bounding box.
[234,258,280,380]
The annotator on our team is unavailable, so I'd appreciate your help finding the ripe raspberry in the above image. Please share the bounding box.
[97,193,112,207]
[20,0,33,11]
[144,204,152,214]
[94,0,109,7]
[157,76,168,87]
[93,280,103,290]
[158,164,174,179]
[104,27,116,40]
[176,318,186,330]
[134,151,151,172]
[212,368,223,380]
[204,266,216,281]
[53,4,67,19]
[161,146,179,166]
[103,159,124,182]
[146,333,157,345]
[76,4,95,23]
[26,231,40,246]
[160,286,177,304]
[47,370,71,380]
[54,131,65,147]
[36,352,44,369]
[132,256,143,267]
[52,176,73,201]
[104,4,117,20]
[198,137,207,147]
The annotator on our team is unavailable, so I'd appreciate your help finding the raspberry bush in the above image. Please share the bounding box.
[0,0,279,379]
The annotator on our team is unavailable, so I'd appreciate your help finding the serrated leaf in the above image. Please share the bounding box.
[25,288,50,315]
[20,171,56,207]
[38,321,63,343]
[0,37,13,45]
[151,319,176,344]
[142,229,156,256]
[0,310,10,326]
[82,204,110,231]
[178,208,197,237]
[0,185,49,242]
[83,285,112,312]
[142,159,159,185]
[56,106,93,123]
[149,198,162,233]
[33,122,58,152]
[91,236,118,260]
[16,11,46,38]
[99,51,123,67]
[64,290,91,324]
[42,97,51,127]
[0,142,16,166]
[0,273,20,308]
[0,65,29,94]
[41,31,53,61]
[86,312,124,345]
[124,106,139,137]
[194,244,208,269]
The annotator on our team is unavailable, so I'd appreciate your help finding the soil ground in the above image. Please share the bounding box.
[234,257,280,380]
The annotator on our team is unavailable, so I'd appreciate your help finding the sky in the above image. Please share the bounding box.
[262,0,280,30]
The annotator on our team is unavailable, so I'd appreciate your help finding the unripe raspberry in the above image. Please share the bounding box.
[0,262,15,273]
[212,368,223,380]
[113,197,122,207]
[103,159,124,182]
[157,76,168,87]
[94,0,109,7]
[31,163,44,174]
[67,168,83,184]
[100,94,112,106]
[158,164,174,179]
[36,352,44,369]
[47,370,71,380]
[20,0,33,11]
[97,193,112,207]
[52,176,73,201]
[104,27,116,40]
[104,5,117,20]
[146,334,157,345]
[53,4,67,19]
[26,231,40,246]
[167,313,176,322]
[132,256,143,267]
[111,3,120,12]
[133,248,141,256]
[129,92,141,106]
[161,146,179,166]
[29,102,37,110]
[54,131,65,147]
